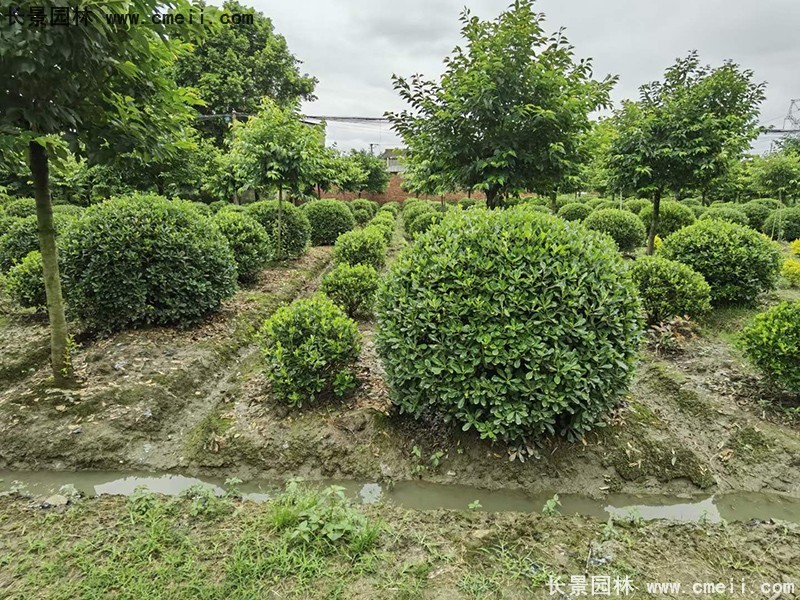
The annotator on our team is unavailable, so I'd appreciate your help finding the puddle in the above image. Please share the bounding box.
[1,470,799,524]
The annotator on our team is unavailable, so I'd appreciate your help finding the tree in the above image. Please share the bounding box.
[751,150,800,205]
[607,52,765,253]
[174,0,317,144]
[387,0,615,208]
[349,150,390,196]
[579,118,617,196]
[0,0,208,384]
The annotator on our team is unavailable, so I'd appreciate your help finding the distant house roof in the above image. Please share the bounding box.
[380,148,406,173]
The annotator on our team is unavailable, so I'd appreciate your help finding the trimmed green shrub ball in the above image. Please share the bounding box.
[458,198,477,210]
[741,200,773,231]
[321,262,379,318]
[557,202,592,222]
[4,250,46,311]
[376,208,644,443]
[60,195,238,332]
[406,208,443,239]
[4,198,37,218]
[740,300,800,394]
[380,202,400,215]
[246,200,311,260]
[0,214,20,237]
[51,204,84,217]
[583,208,646,251]
[661,220,782,305]
[751,198,783,210]
[348,199,379,219]
[623,199,650,215]
[699,205,749,226]
[763,207,800,242]
[0,213,75,272]
[639,201,696,238]
[258,294,361,407]
[592,200,620,212]
[302,199,356,246]
[211,210,272,282]
[333,227,387,270]
[351,207,372,227]
[190,202,213,216]
[629,256,711,324]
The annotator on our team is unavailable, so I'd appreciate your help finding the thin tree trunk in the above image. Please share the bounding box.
[485,186,500,209]
[646,189,662,256]
[549,190,558,214]
[277,186,284,261]
[30,141,73,386]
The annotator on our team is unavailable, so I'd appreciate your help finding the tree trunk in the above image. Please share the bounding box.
[549,190,558,214]
[646,189,662,256]
[276,186,284,261]
[485,186,500,209]
[29,141,73,386]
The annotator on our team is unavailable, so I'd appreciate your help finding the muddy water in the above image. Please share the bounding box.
[2,470,799,524]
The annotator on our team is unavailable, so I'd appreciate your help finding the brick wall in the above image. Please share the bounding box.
[324,174,486,204]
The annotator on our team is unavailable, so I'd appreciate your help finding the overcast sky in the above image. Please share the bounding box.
[248,0,800,154]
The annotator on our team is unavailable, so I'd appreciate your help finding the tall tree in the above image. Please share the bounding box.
[751,150,800,204]
[387,0,615,208]
[349,150,390,196]
[174,0,317,144]
[607,52,764,253]
[0,0,207,384]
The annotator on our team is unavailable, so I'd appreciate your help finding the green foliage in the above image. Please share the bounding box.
[51,204,84,217]
[210,210,272,282]
[0,213,74,272]
[698,205,749,226]
[60,194,238,332]
[629,256,711,324]
[750,150,800,204]
[458,198,477,210]
[3,198,36,218]
[583,208,646,251]
[348,151,390,195]
[258,294,361,407]
[366,213,395,243]
[740,300,800,393]
[388,0,615,206]
[639,201,696,238]
[406,208,443,239]
[661,220,782,305]
[333,228,387,270]
[557,202,592,222]
[348,199,379,219]
[246,200,310,260]
[380,202,400,215]
[302,199,356,246]
[173,0,317,144]
[782,259,800,287]
[321,263,379,318]
[740,200,774,230]
[351,207,372,227]
[4,250,46,311]
[624,198,650,214]
[376,208,643,443]
[762,207,800,242]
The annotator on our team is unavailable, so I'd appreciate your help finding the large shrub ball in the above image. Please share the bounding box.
[406,208,443,239]
[629,256,711,324]
[380,201,400,215]
[333,227,387,270]
[661,220,782,306]
[321,262,379,318]
[741,200,773,231]
[557,202,592,222]
[258,294,361,407]
[60,195,237,332]
[583,208,646,252]
[639,201,696,238]
[699,205,750,227]
[246,200,311,259]
[211,210,272,282]
[348,199,379,219]
[751,198,783,211]
[4,250,46,311]
[302,199,356,246]
[376,208,644,443]
[3,198,37,218]
[0,213,75,272]
[623,198,650,215]
[740,300,800,394]
[763,207,800,242]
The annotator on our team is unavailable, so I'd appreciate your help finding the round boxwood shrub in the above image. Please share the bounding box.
[0,214,19,237]
[333,227,387,270]
[791,239,800,256]
[763,207,800,242]
[458,198,477,210]
[403,201,437,225]
[583,208,646,252]
[380,201,400,215]
[4,198,37,218]
[740,300,800,393]
[751,197,783,210]
[246,200,311,259]
[592,200,620,212]
[367,214,395,243]
[406,208,443,239]
[60,195,238,332]
[661,220,782,305]
[741,200,773,231]
[321,262,379,318]
[699,205,750,227]
[624,198,650,214]
[523,203,552,214]
[351,207,372,227]
[258,294,361,407]
[4,250,46,311]
[557,202,592,222]
[782,259,800,287]
[348,199,379,219]
[0,213,75,272]
[51,204,84,217]
[376,208,644,443]
[639,201,696,238]
[629,256,711,324]
[210,210,272,282]
[301,199,356,246]
[190,201,213,216]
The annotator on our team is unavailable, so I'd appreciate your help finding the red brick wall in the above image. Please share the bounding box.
[324,174,486,204]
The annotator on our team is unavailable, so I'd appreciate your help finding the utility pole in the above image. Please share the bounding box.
[369,143,377,155]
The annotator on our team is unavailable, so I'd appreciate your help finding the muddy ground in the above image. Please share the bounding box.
[1,227,799,502]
